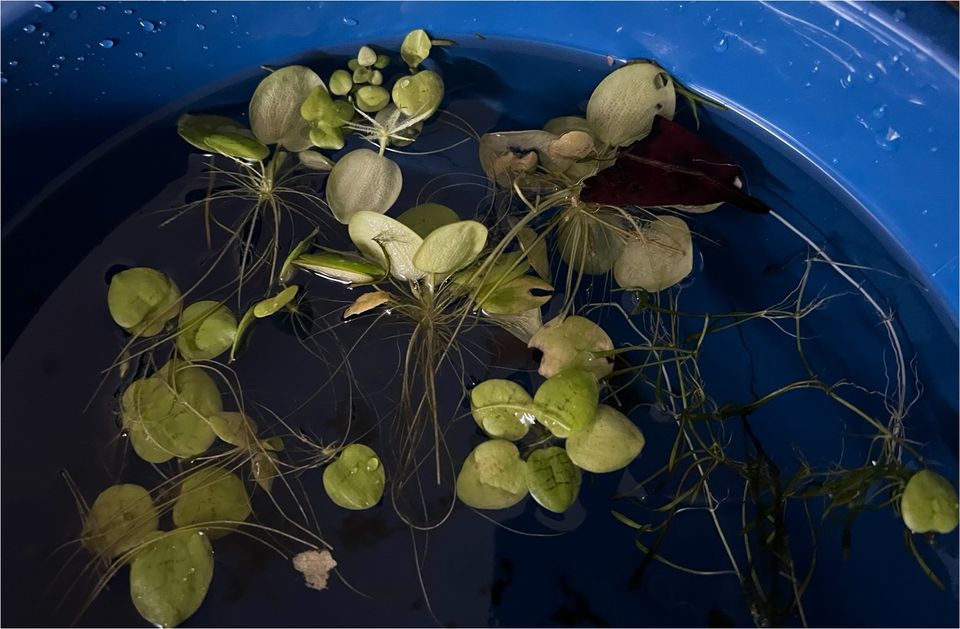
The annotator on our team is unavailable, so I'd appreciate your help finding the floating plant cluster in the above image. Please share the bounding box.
[67,30,957,628]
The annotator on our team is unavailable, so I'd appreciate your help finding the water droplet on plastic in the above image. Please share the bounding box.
[8,60,18,67]
[159,19,167,27]
[201,44,209,50]
[811,60,821,73]
[38,40,46,46]
[649,404,674,424]
[23,23,37,33]
[210,7,218,13]
[921,209,929,216]
[139,19,157,32]
[365,457,380,472]
[34,1,54,13]
[196,22,206,30]
[40,30,50,38]
[51,63,59,69]
[803,81,812,88]
[122,8,134,14]
[893,8,906,22]
[840,73,853,88]
[929,145,938,153]
[831,157,839,165]
[342,16,358,26]
[99,38,115,48]
[164,65,173,71]
[134,50,143,58]
[96,4,106,10]
[76,55,84,61]
[875,127,901,152]
[832,18,841,32]
[1,77,7,85]
[713,37,727,52]
[702,14,713,25]
[865,70,877,84]
[68,9,77,19]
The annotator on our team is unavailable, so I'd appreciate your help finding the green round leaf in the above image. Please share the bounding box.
[352,66,373,84]
[176,301,238,361]
[107,267,181,337]
[327,149,403,223]
[400,29,432,69]
[357,45,377,67]
[528,315,614,379]
[557,209,627,275]
[374,54,391,70]
[172,467,252,538]
[470,379,534,440]
[523,447,581,513]
[322,444,386,510]
[396,203,460,237]
[355,85,390,113]
[901,469,959,534]
[83,484,159,558]
[478,275,553,315]
[413,220,488,274]
[208,411,258,448]
[308,125,345,151]
[391,70,444,118]
[202,133,269,161]
[586,61,677,147]
[249,65,324,151]
[533,369,599,438]
[456,440,528,510]
[293,251,384,284]
[253,285,299,318]
[252,450,280,493]
[370,69,384,86]
[347,59,360,71]
[613,215,693,292]
[348,211,424,281]
[566,404,645,473]
[121,370,219,463]
[129,529,214,628]
[329,69,353,96]
[457,250,529,294]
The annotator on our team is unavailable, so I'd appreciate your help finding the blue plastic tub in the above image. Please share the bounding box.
[1,2,957,627]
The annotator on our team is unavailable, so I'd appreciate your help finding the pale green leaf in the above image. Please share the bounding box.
[613,215,693,292]
[322,444,385,510]
[479,275,552,315]
[486,307,543,344]
[172,467,252,538]
[252,450,280,493]
[357,45,377,67]
[374,54,390,70]
[253,285,299,318]
[528,315,614,379]
[470,379,534,440]
[518,227,551,281]
[329,69,353,96]
[176,301,237,361]
[400,29,432,69]
[293,251,384,284]
[249,65,324,151]
[348,211,424,281]
[208,411,257,448]
[326,149,403,223]
[557,209,627,275]
[202,133,269,161]
[391,70,444,118]
[456,440,528,510]
[566,404,645,473]
[355,85,390,113]
[297,150,335,171]
[396,203,459,237]
[83,484,159,558]
[343,290,391,319]
[129,530,214,628]
[107,267,181,337]
[280,227,319,283]
[533,369,599,438]
[413,220,488,274]
[586,61,677,147]
[901,470,959,534]
[524,447,581,513]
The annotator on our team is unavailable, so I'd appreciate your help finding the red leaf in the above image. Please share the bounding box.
[581,116,771,214]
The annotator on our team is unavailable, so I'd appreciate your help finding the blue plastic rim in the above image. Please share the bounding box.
[2,1,957,321]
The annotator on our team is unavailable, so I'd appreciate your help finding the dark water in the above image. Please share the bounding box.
[2,39,957,627]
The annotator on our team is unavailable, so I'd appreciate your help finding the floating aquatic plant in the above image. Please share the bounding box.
[63,34,957,629]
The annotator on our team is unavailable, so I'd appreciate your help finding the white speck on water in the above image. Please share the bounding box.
[34,1,54,13]
[8,60,18,67]
[872,104,887,119]
[96,4,106,10]
[865,70,877,84]
[616,25,623,33]
[875,127,901,152]
[68,8,77,19]
[840,73,853,88]
[713,36,728,52]
[196,23,206,30]
[134,50,143,58]
[342,16,358,26]
[23,23,37,33]
[122,8,134,15]
[832,18,841,32]
[139,19,157,32]
[99,38,115,48]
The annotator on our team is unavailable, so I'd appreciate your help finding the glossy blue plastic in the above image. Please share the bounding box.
[0,2,956,627]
